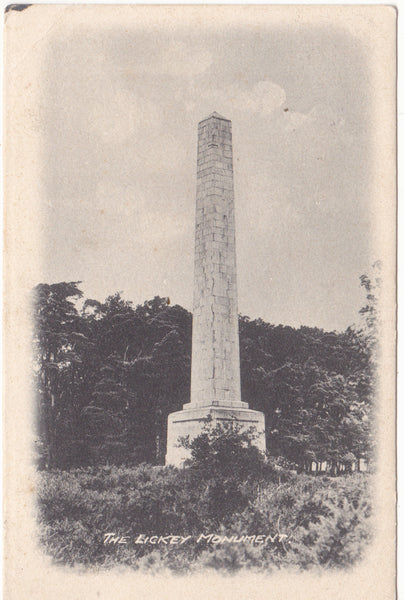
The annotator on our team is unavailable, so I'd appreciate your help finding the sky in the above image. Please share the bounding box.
[41,18,377,332]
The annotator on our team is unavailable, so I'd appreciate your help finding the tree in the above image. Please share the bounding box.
[358,260,381,360]
[33,278,376,472]
[180,420,273,523]
[79,294,192,465]
[33,282,85,468]
[80,294,139,464]
[355,261,382,463]
[239,303,377,472]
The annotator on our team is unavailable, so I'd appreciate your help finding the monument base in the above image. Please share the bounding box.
[165,404,266,466]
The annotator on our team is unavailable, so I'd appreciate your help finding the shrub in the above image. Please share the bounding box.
[179,420,281,524]
[37,462,373,571]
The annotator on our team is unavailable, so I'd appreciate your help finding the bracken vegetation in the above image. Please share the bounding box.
[37,426,372,571]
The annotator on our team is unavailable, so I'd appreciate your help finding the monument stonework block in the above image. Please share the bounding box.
[192,113,242,409]
[166,113,266,465]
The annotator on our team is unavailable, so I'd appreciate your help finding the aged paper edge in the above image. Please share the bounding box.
[2,5,397,600]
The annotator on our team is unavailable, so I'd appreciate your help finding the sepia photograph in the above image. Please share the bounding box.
[3,5,396,599]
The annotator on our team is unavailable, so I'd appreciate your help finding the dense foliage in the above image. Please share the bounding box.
[38,461,372,571]
[33,269,377,471]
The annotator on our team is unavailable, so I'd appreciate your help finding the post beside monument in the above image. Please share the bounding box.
[166,112,265,465]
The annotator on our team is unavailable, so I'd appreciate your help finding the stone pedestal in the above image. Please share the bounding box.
[166,405,266,466]
[166,112,266,466]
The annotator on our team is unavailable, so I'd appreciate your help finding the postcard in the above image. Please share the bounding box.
[3,5,397,599]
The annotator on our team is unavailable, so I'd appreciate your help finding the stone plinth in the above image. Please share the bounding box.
[166,405,266,466]
[166,112,266,466]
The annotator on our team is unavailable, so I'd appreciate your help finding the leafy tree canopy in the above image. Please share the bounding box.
[33,268,378,471]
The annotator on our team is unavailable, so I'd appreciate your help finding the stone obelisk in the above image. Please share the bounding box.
[166,112,265,465]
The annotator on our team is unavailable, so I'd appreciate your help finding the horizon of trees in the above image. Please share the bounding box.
[33,266,379,471]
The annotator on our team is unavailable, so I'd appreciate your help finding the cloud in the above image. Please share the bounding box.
[235,80,286,115]
[161,42,213,77]
[286,104,345,133]
[131,132,188,174]
[84,40,214,147]
[184,79,286,118]
[236,100,364,255]
[281,110,311,132]
[129,41,213,78]
[89,89,162,144]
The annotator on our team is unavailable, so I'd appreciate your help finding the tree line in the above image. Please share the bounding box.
[33,270,378,471]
